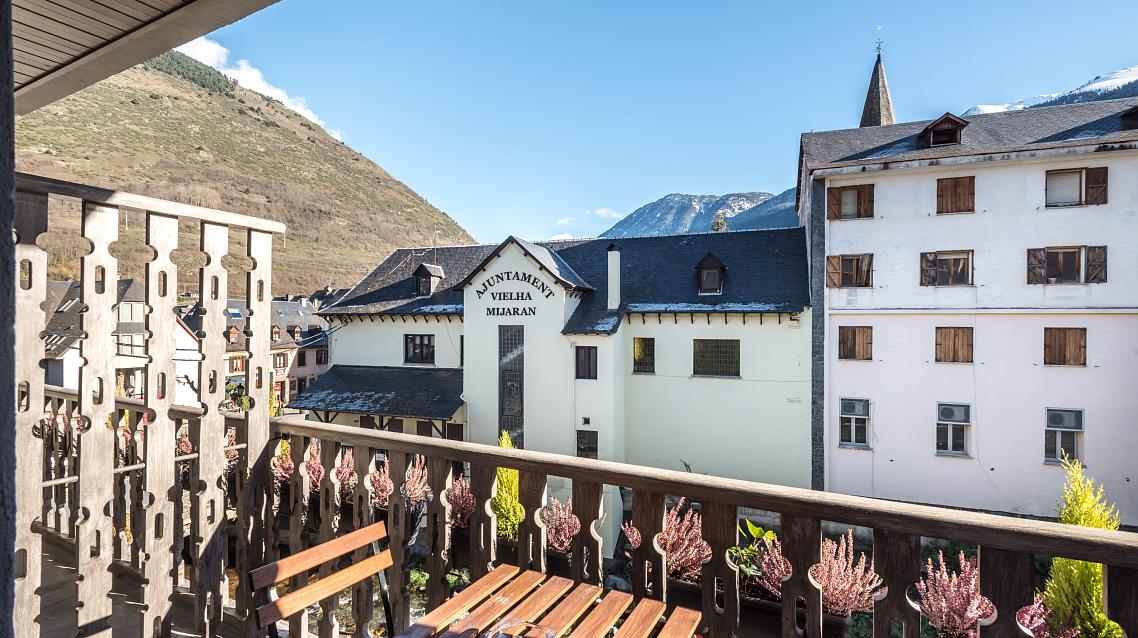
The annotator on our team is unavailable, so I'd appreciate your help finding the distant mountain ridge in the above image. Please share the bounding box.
[601,188,798,238]
[965,65,1138,114]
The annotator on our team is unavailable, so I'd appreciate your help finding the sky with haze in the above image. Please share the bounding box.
[180,0,1138,243]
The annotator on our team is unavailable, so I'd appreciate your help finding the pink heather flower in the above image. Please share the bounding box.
[757,536,791,601]
[369,462,394,510]
[304,440,325,493]
[916,551,995,638]
[402,455,431,506]
[1017,596,1079,638]
[620,498,711,583]
[540,497,581,553]
[808,530,884,616]
[335,447,358,503]
[446,476,476,528]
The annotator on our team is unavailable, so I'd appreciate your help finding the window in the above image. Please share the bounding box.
[839,398,870,447]
[1045,409,1083,463]
[936,177,975,214]
[935,327,973,363]
[229,356,245,373]
[1044,328,1086,366]
[117,302,144,323]
[700,268,722,294]
[293,327,302,341]
[297,378,307,395]
[115,333,145,356]
[575,346,598,379]
[633,337,655,373]
[1027,247,1107,284]
[826,185,874,220]
[930,127,960,146]
[404,334,435,364]
[693,339,740,377]
[838,326,872,361]
[316,349,328,365]
[273,353,288,369]
[297,350,307,367]
[272,326,281,342]
[936,403,971,455]
[576,430,598,459]
[228,326,240,344]
[289,379,296,393]
[499,325,524,446]
[825,254,873,288]
[416,275,432,297]
[920,251,972,286]
[1045,168,1108,207]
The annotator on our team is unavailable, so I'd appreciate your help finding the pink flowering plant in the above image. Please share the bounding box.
[620,498,711,583]
[540,497,581,553]
[1018,596,1079,638]
[369,462,395,510]
[446,475,476,528]
[916,551,995,638]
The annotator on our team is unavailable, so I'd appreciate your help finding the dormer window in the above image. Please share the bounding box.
[272,326,281,342]
[920,113,968,148]
[413,263,445,297]
[696,253,726,295]
[292,326,302,341]
[416,274,431,297]
[1122,105,1138,129]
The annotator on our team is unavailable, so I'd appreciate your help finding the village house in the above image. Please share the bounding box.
[295,230,813,543]
[798,55,1138,524]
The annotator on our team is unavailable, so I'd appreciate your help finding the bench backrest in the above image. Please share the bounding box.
[251,520,392,629]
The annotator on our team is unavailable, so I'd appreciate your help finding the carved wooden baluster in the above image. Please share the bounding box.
[192,220,230,634]
[351,445,376,638]
[75,201,119,635]
[317,440,341,638]
[426,455,454,610]
[570,480,604,585]
[978,547,1033,638]
[701,502,740,638]
[1104,565,1138,638]
[387,450,411,632]
[780,516,822,638]
[240,228,274,635]
[66,398,80,538]
[518,470,548,572]
[127,409,145,569]
[112,407,127,561]
[468,462,498,579]
[630,490,665,601]
[288,434,311,638]
[872,529,921,638]
[43,396,60,532]
[14,190,48,638]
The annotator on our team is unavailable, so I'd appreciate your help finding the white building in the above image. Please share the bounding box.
[798,62,1138,524]
[295,230,814,546]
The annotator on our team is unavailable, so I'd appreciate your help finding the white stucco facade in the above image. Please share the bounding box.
[818,150,1138,524]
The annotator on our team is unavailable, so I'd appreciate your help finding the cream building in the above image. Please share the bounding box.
[294,230,814,547]
[798,67,1138,524]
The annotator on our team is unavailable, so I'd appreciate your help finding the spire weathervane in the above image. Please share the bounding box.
[875,25,883,55]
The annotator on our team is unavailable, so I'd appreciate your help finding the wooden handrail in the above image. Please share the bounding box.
[270,414,1138,569]
[16,171,287,234]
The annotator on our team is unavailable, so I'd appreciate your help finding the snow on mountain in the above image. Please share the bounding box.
[965,65,1138,115]
[601,188,798,238]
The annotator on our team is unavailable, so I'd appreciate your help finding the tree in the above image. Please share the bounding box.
[490,430,525,542]
[1042,458,1122,638]
[710,210,727,232]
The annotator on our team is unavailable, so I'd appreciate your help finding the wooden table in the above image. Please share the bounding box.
[395,564,702,638]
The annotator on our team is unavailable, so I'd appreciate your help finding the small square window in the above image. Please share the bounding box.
[1044,408,1083,463]
[936,403,971,455]
[576,346,598,379]
[1046,170,1083,207]
[633,337,655,374]
[405,334,435,364]
[1046,248,1082,283]
[699,268,722,294]
[839,398,870,447]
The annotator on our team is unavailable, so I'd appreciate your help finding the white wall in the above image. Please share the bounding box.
[331,316,464,369]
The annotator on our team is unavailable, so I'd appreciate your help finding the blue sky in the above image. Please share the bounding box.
[188,0,1138,243]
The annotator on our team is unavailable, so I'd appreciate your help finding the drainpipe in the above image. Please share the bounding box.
[606,243,621,311]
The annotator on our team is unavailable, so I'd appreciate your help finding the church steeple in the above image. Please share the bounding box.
[859,48,895,127]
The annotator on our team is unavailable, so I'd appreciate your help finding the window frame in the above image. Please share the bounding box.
[415,274,432,297]
[632,337,656,374]
[1043,327,1087,366]
[1043,167,1109,208]
[404,334,436,365]
[297,350,307,367]
[272,352,288,369]
[935,251,973,286]
[934,327,974,364]
[935,402,971,456]
[1044,408,1083,463]
[692,339,741,377]
[316,348,328,365]
[1045,247,1083,284]
[576,429,599,459]
[839,397,871,448]
[936,176,976,214]
[826,184,874,220]
[699,267,723,295]
[837,326,873,361]
[575,345,598,380]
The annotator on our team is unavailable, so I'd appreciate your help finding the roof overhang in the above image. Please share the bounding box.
[450,235,594,293]
[15,0,280,115]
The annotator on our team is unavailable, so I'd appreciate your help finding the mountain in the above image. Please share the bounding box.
[601,188,798,238]
[965,65,1138,115]
[15,51,473,295]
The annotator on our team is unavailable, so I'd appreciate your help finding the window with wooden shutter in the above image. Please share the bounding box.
[935,327,973,363]
[828,254,873,288]
[1085,167,1108,205]
[1026,248,1046,284]
[936,177,975,214]
[1045,168,1108,207]
[826,185,874,219]
[1085,246,1107,283]
[921,251,972,285]
[1043,328,1086,366]
[838,326,872,360]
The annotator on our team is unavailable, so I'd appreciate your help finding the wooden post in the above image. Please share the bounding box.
[978,547,1033,638]
[780,516,822,638]
[387,451,410,632]
[1104,565,1138,638]
[872,529,921,638]
[0,1,14,633]
[317,440,340,638]
[288,435,311,638]
[468,463,497,579]
[700,502,739,638]
[350,445,376,638]
[630,490,665,601]
[425,455,453,610]
[517,470,547,572]
[570,480,603,585]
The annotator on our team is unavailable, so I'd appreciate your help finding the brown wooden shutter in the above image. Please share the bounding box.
[856,184,874,218]
[936,179,951,214]
[1026,248,1046,284]
[936,327,973,363]
[827,188,842,220]
[857,326,873,360]
[825,256,840,287]
[961,327,973,363]
[1086,246,1107,283]
[857,254,873,287]
[1071,328,1087,366]
[1044,328,1087,365]
[838,326,853,359]
[839,326,872,360]
[958,176,975,212]
[920,252,937,286]
[1085,167,1108,205]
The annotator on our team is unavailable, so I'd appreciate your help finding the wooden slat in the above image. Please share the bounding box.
[397,564,520,638]
[615,599,666,638]
[32,0,143,31]
[388,451,411,632]
[426,455,454,610]
[780,516,821,638]
[978,547,1033,638]
[630,490,665,601]
[700,501,737,637]
[657,606,702,638]
[256,549,394,628]
[872,529,920,638]
[490,576,575,629]
[570,480,603,585]
[441,570,547,637]
[251,520,388,590]
[317,439,341,638]
[1104,565,1138,638]
[13,2,120,40]
[518,470,548,572]
[351,446,377,638]
[287,434,311,637]
[469,463,498,579]
[567,590,632,638]
[526,582,601,638]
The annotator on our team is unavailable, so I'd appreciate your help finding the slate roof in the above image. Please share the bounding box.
[326,227,809,335]
[43,279,147,359]
[286,365,464,420]
[802,96,1138,171]
[179,299,329,352]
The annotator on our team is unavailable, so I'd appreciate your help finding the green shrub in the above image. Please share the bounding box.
[1041,458,1122,638]
[490,431,524,542]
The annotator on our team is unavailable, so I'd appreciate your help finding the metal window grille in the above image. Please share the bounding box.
[404,334,435,364]
[499,325,525,447]
[576,346,598,379]
[576,430,598,459]
[693,339,740,377]
[633,337,655,373]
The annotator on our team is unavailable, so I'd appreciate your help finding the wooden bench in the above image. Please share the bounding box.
[250,520,395,637]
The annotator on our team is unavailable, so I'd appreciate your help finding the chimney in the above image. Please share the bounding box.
[607,243,621,310]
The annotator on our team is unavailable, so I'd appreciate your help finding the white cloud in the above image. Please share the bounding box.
[554,217,574,226]
[175,37,343,141]
[586,207,624,220]
[550,233,574,240]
